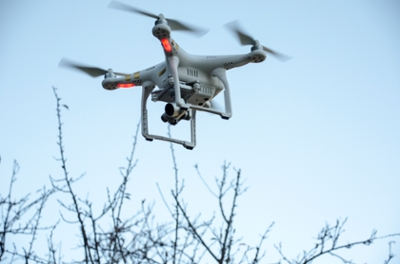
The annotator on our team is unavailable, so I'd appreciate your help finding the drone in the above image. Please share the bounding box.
[60,1,290,150]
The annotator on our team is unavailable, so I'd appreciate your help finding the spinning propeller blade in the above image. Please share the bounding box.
[108,1,208,37]
[108,1,159,19]
[59,58,127,78]
[225,20,292,62]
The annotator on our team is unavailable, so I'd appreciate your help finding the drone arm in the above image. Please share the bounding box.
[102,63,164,91]
[102,73,144,90]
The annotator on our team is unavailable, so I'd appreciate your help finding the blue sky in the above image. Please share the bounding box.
[1,0,399,263]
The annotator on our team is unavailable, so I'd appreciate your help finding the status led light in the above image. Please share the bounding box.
[161,38,172,52]
[117,83,135,88]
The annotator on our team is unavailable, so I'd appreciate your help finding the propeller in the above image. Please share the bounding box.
[108,1,208,37]
[225,20,292,62]
[59,58,127,78]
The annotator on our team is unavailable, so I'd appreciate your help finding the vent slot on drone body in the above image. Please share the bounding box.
[187,68,198,77]
[223,62,234,69]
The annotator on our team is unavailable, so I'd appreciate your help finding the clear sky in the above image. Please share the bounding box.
[1,0,399,263]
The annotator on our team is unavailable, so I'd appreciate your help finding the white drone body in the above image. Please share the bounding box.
[60,2,288,149]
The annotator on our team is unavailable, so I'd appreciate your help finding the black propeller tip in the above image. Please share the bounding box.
[58,58,127,77]
[224,20,292,62]
[108,1,159,19]
[59,58,108,77]
[107,1,209,37]
[224,20,255,46]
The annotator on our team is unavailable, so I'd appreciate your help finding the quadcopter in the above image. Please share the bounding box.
[60,1,290,150]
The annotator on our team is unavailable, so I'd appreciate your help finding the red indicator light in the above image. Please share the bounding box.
[161,38,172,52]
[117,83,135,88]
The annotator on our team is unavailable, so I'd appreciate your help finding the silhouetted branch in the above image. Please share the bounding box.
[170,158,268,264]
[384,241,396,264]
[275,218,400,264]
[194,164,217,198]
[52,86,93,264]
[0,156,58,263]
[1,87,399,264]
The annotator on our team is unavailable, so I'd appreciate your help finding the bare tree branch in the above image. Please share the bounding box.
[1,87,399,264]
[275,218,400,264]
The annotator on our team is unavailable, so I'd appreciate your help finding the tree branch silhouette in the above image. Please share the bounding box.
[0,87,398,264]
